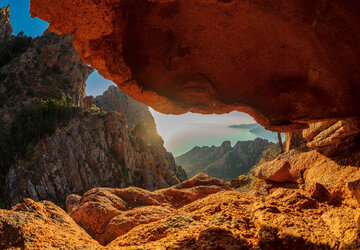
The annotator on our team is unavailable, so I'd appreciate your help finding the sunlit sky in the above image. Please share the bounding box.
[3,0,260,155]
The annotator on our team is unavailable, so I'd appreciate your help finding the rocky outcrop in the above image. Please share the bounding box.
[0,12,186,208]
[0,199,101,249]
[303,118,360,148]
[4,111,186,208]
[0,6,11,41]
[30,0,360,131]
[1,173,360,249]
[94,85,153,128]
[0,29,93,110]
[252,133,360,207]
[176,139,273,180]
[65,173,230,245]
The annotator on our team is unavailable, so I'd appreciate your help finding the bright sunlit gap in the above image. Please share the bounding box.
[84,71,281,157]
[150,109,259,156]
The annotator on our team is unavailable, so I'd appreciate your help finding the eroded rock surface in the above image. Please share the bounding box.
[303,118,360,148]
[0,199,101,249]
[253,133,360,208]
[30,0,360,131]
[1,172,360,249]
[66,173,230,245]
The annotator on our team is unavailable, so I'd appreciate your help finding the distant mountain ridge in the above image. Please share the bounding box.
[175,138,274,181]
[229,123,258,130]
[230,123,278,141]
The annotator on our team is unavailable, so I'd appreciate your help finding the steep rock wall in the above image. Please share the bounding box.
[4,111,186,208]
[94,85,154,128]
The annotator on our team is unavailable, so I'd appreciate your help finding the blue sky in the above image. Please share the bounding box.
[3,0,260,155]
[1,0,48,37]
[1,0,114,97]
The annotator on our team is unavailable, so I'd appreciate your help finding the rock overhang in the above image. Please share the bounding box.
[30,0,360,131]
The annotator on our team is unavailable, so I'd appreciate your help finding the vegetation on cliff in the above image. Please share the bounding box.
[0,96,79,191]
[0,31,32,68]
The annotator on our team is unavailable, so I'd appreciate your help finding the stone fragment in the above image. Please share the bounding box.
[252,161,296,183]
[304,118,360,148]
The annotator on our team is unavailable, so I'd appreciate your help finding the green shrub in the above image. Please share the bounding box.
[41,67,52,79]
[26,87,36,97]
[89,104,100,112]
[121,166,129,180]
[10,96,79,160]
[52,64,62,74]
[0,31,32,68]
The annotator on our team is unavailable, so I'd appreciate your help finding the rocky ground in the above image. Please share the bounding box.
[1,164,359,249]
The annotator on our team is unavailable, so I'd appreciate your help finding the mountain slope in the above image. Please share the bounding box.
[94,85,153,128]
[0,8,186,208]
[176,138,273,180]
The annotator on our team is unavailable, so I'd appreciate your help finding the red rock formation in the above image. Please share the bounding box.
[253,134,360,207]
[2,172,360,249]
[66,173,230,245]
[0,199,101,249]
[30,0,360,131]
[303,118,360,148]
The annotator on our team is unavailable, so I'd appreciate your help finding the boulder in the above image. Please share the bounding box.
[0,199,100,249]
[252,160,296,183]
[67,173,230,245]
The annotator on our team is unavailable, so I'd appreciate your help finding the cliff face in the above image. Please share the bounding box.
[94,85,153,128]
[0,6,11,41]
[30,0,360,131]
[0,9,186,208]
[176,138,273,180]
[0,29,93,111]
[4,111,186,208]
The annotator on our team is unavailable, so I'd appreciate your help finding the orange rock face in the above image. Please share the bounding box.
[30,0,360,131]
[0,199,101,249]
[66,173,230,245]
[2,173,360,249]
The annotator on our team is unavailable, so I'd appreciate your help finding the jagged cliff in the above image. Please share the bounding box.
[94,85,154,128]
[0,29,93,111]
[4,111,186,208]
[176,139,274,180]
[0,8,186,208]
